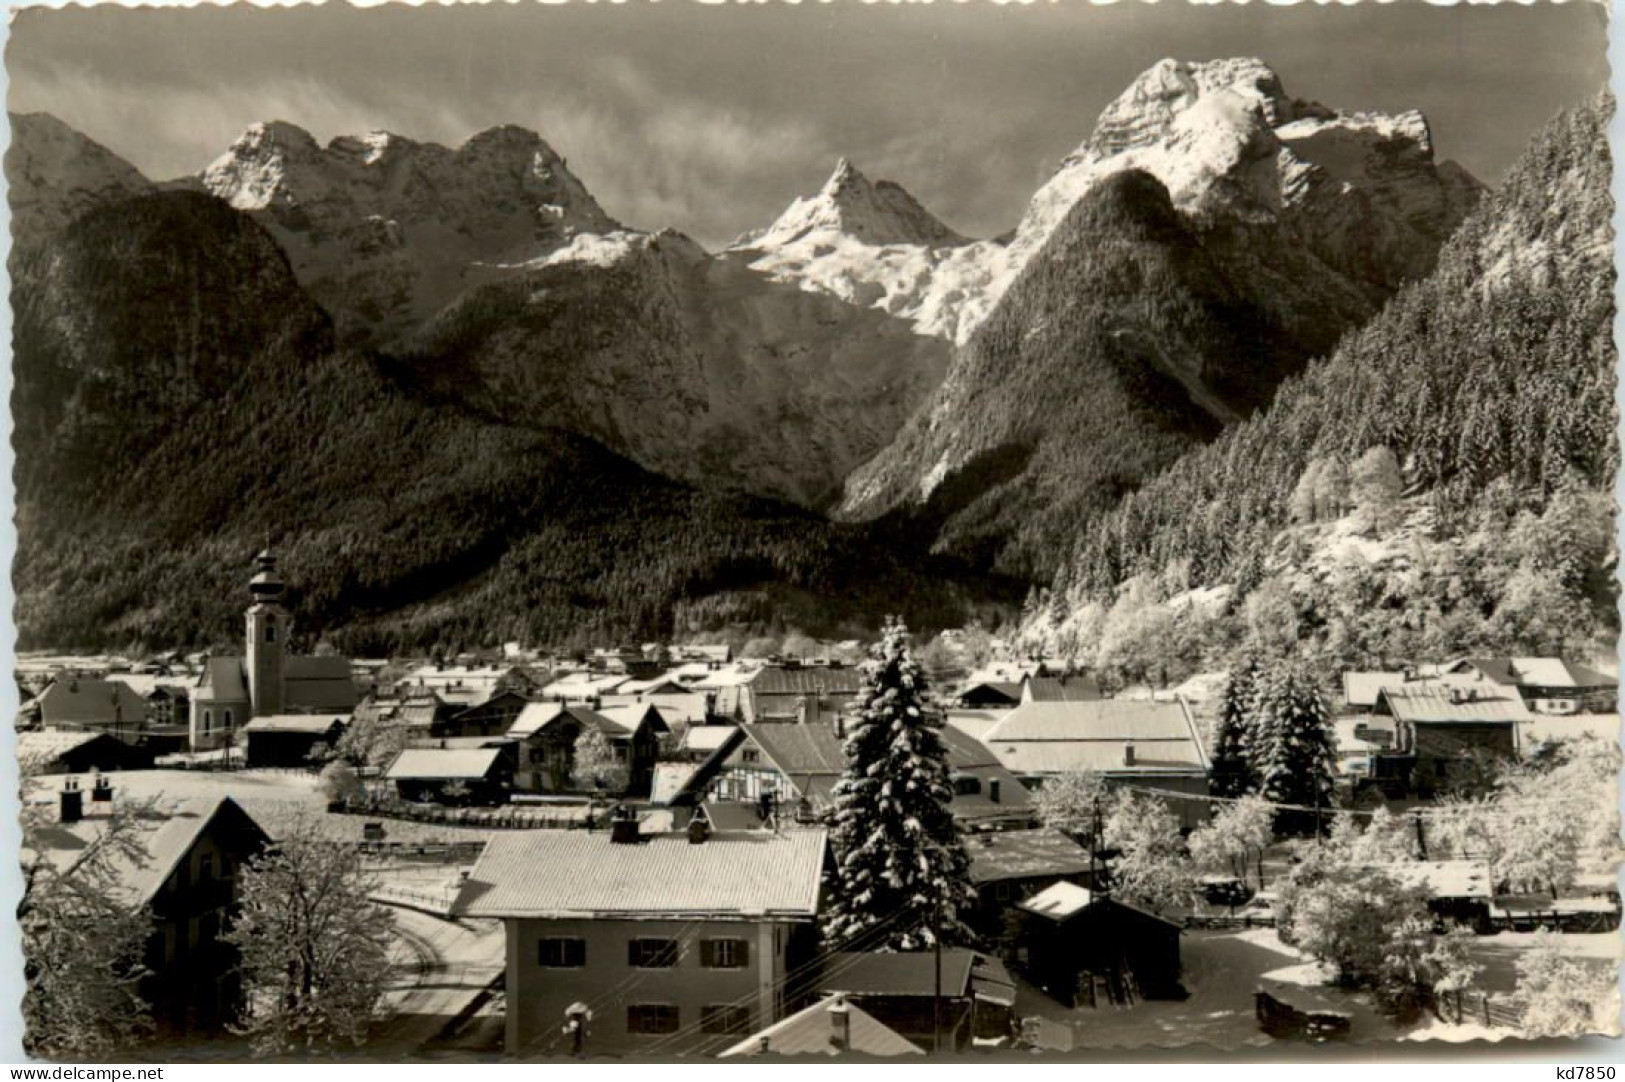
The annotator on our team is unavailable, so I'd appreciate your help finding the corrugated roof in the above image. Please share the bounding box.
[242,714,346,734]
[1377,685,1531,724]
[719,995,922,1058]
[819,951,978,997]
[1024,675,1103,702]
[455,829,826,919]
[386,747,505,781]
[966,828,1092,884]
[746,724,848,776]
[748,666,864,696]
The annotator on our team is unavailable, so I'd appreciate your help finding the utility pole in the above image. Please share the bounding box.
[932,901,943,1054]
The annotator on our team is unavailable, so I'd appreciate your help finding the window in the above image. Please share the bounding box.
[627,1004,679,1035]
[266,623,276,644]
[223,709,234,731]
[628,938,679,968]
[203,710,213,734]
[198,852,216,882]
[701,938,749,969]
[953,775,981,796]
[538,937,586,968]
[700,1005,752,1035]
[741,749,760,764]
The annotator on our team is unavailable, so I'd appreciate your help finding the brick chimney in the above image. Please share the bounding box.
[687,816,711,845]
[610,807,642,845]
[828,995,851,1052]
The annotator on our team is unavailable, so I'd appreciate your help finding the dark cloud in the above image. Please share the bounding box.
[6,0,1607,249]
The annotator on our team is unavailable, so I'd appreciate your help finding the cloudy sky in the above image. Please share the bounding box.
[6,1,1608,250]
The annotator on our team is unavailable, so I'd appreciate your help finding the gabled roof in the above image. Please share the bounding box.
[597,701,668,734]
[242,714,346,735]
[1447,658,1618,691]
[944,710,1004,742]
[983,699,1208,775]
[1024,675,1103,702]
[966,827,1092,885]
[507,702,630,740]
[23,796,269,909]
[17,730,110,763]
[193,658,248,703]
[745,723,847,778]
[454,829,826,919]
[386,747,506,781]
[957,681,1023,704]
[681,725,740,754]
[37,678,149,726]
[1016,881,1180,929]
[1374,685,1531,724]
[699,802,767,830]
[747,666,863,696]
[719,995,922,1058]
[650,763,699,805]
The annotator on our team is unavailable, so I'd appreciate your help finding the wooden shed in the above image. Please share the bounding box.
[1016,882,1183,1007]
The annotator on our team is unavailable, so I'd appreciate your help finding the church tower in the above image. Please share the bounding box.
[246,549,289,717]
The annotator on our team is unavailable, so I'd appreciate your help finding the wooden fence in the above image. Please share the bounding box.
[1423,987,1526,1031]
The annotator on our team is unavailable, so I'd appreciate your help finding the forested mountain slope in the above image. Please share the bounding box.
[1024,99,1616,679]
[11,192,1004,654]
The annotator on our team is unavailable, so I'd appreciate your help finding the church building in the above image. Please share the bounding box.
[189,551,359,751]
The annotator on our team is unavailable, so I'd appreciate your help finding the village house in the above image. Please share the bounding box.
[432,688,532,740]
[24,790,271,1036]
[814,951,1018,1050]
[34,676,152,745]
[1436,658,1618,715]
[538,671,633,703]
[242,714,348,769]
[454,821,826,1057]
[504,701,666,795]
[190,551,359,752]
[1020,673,1103,704]
[401,663,532,701]
[386,746,516,805]
[708,720,1029,828]
[719,994,922,1057]
[954,681,1023,709]
[981,699,1212,829]
[1368,684,1527,796]
[1015,882,1183,1008]
[738,662,863,724]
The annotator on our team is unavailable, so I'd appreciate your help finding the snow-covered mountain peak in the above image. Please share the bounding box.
[1080,57,1292,161]
[744,158,969,251]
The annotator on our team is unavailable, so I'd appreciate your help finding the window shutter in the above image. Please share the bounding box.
[700,940,715,968]
[735,940,749,967]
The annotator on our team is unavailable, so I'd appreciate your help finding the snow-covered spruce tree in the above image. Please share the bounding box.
[822,619,977,951]
[1252,662,1336,834]
[1211,655,1263,798]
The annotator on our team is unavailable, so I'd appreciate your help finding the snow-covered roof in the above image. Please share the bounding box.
[386,747,505,781]
[719,993,922,1058]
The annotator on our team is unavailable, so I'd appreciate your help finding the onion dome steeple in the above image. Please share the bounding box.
[249,548,285,603]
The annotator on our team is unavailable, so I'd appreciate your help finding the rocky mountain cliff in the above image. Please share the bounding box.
[836,58,1483,578]
[197,121,620,346]
[6,113,153,258]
